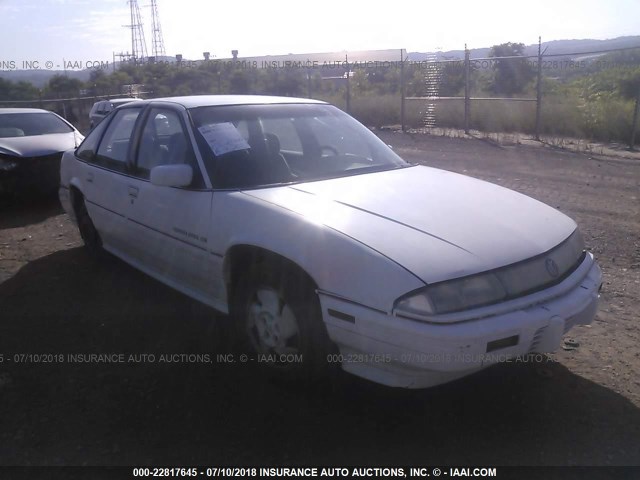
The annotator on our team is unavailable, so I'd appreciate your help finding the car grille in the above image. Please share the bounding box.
[490,231,587,302]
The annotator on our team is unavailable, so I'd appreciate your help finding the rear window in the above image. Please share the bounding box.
[0,112,74,137]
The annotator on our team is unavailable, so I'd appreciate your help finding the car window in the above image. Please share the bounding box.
[76,116,111,162]
[260,117,302,153]
[95,102,108,115]
[135,108,203,187]
[153,113,183,137]
[235,120,249,141]
[308,115,370,158]
[95,108,141,172]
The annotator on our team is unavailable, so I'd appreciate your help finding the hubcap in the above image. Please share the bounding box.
[247,287,299,354]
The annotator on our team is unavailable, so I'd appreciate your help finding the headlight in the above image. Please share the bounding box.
[0,157,18,171]
[394,272,507,320]
[394,229,586,322]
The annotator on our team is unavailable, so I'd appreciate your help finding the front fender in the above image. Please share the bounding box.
[212,191,425,312]
[59,150,87,223]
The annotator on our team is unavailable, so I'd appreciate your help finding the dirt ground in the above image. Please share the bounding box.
[0,133,639,467]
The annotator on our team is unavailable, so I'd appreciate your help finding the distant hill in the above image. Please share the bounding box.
[407,35,640,61]
[0,69,91,88]
[2,36,639,87]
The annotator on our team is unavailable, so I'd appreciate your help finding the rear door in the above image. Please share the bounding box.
[76,106,143,255]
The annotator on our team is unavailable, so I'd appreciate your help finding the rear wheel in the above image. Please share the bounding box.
[74,193,102,255]
[233,261,336,382]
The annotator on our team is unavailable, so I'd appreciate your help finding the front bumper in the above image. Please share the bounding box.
[319,252,602,388]
[0,153,63,197]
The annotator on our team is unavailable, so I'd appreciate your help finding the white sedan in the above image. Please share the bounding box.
[59,95,602,388]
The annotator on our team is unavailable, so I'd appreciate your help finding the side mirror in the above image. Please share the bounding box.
[150,164,193,187]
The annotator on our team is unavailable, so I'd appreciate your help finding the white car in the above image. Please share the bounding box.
[59,95,602,388]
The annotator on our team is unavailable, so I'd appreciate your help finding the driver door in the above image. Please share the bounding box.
[125,107,220,301]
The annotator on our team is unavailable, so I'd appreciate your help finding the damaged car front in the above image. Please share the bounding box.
[0,108,83,197]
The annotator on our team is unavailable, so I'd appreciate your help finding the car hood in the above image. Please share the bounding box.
[243,165,577,284]
[0,132,79,157]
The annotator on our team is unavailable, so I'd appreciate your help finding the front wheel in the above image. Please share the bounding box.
[233,262,336,381]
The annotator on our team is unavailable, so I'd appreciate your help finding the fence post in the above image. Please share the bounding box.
[464,45,470,134]
[400,49,406,132]
[345,54,351,113]
[631,90,640,150]
[535,36,543,141]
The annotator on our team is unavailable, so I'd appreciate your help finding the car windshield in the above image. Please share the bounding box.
[0,112,74,138]
[190,103,410,189]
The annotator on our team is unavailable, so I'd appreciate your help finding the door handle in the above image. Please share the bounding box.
[128,186,139,198]
[86,172,94,183]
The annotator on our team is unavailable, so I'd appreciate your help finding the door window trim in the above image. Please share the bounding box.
[90,105,144,174]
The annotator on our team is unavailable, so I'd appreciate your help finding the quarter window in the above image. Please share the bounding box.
[76,116,110,162]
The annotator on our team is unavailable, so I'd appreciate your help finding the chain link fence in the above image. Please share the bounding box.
[1,42,639,146]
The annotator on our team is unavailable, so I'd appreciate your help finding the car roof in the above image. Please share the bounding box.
[143,95,327,109]
[0,108,55,114]
[108,98,143,104]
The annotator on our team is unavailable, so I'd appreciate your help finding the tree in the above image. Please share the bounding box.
[365,66,400,95]
[351,69,371,96]
[0,78,39,101]
[488,42,534,95]
[617,68,640,147]
[438,62,467,97]
[228,69,251,94]
[0,78,12,100]
[45,74,84,98]
[617,68,640,100]
[11,81,39,100]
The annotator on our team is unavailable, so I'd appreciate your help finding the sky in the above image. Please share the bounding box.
[0,0,639,70]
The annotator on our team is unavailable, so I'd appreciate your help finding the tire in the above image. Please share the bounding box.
[74,193,102,256]
[232,261,336,382]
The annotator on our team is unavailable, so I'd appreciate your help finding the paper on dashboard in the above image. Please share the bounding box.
[198,122,250,157]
